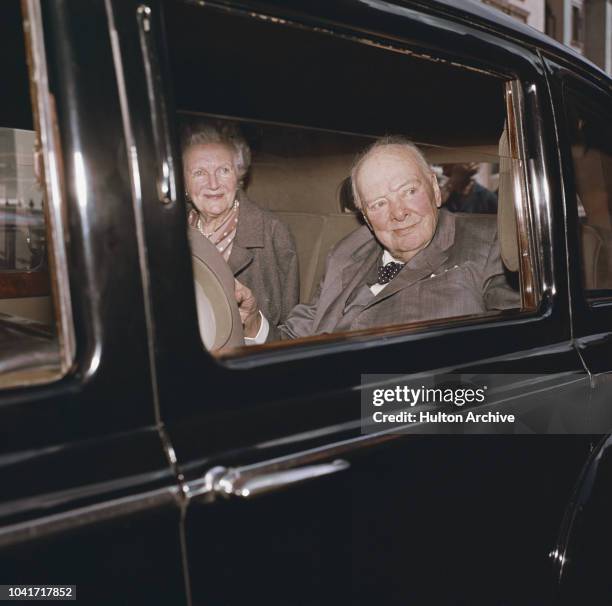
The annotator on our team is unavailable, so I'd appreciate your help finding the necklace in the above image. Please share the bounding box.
[196,199,239,238]
[193,199,240,258]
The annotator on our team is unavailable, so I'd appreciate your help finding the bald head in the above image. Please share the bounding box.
[351,138,434,210]
[350,139,441,263]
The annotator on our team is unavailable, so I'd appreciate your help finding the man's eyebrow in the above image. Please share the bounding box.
[391,177,422,192]
[363,176,423,204]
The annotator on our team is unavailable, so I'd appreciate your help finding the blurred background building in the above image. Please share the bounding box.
[481,0,612,75]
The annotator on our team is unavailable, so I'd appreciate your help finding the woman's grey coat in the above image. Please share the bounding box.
[228,194,299,327]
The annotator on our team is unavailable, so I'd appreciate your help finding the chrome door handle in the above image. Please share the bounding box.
[200,459,350,500]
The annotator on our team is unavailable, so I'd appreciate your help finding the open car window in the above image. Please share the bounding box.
[563,84,612,299]
[164,1,537,356]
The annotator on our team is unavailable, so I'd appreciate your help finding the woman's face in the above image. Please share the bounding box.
[184,143,239,219]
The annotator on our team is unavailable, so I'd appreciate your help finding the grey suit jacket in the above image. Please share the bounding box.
[229,194,299,327]
[277,209,519,339]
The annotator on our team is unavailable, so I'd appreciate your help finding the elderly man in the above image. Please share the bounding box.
[237,136,519,341]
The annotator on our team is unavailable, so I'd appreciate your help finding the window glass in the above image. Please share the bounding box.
[165,2,528,355]
[0,1,63,386]
[565,85,612,296]
[0,128,46,273]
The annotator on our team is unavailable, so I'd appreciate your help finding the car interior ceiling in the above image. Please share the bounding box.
[166,2,506,146]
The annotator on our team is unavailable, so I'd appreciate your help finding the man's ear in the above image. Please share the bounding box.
[432,173,442,207]
[361,210,373,230]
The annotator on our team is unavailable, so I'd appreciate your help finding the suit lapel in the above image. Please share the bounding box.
[341,246,379,292]
[313,235,380,331]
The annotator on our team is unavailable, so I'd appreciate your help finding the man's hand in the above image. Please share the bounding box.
[234,279,262,338]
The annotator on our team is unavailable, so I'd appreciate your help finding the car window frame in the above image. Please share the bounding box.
[563,79,612,305]
[122,0,573,422]
[173,3,551,360]
[0,0,75,389]
[548,63,612,340]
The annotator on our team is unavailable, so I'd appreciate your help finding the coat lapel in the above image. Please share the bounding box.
[228,245,254,275]
[228,193,264,276]
[341,245,380,292]
[312,233,380,331]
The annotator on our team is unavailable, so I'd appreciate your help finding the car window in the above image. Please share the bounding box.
[165,1,535,356]
[564,84,612,298]
[0,0,73,387]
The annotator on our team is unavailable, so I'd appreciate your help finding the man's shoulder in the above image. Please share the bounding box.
[452,211,498,244]
[329,224,377,260]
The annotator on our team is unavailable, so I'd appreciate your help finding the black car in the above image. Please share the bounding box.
[0,0,611,604]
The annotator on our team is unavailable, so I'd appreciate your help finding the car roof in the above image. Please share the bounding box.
[417,0,610,80]
[206,0,611,84]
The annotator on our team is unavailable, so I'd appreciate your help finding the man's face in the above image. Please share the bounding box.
[355,145,441,263]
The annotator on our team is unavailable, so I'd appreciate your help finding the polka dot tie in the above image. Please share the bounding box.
[377,261,405,284]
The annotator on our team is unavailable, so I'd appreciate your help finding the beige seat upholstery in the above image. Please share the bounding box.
[497,126,519,272]
[271,212,326,302]
[274,211,362,303]
[310,213,363,300]
[248,147,365,303]
[580,224,603,290]
[580,223,612,290]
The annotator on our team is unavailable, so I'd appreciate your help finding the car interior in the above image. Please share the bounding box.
[182,110,529,352]
[165,2,542,354]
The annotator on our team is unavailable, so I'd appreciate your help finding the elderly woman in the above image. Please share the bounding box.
[182,121,299,329]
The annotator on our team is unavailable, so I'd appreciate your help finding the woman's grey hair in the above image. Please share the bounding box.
[350,135,433,210]
[182,121,252,182]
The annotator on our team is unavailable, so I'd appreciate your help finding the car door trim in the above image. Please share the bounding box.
[22,0,76,379]
[0,485,181,549]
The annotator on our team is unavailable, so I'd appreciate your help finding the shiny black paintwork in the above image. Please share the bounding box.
[553,434,612,605]
[0,1,186,603]
[0,0,610,604]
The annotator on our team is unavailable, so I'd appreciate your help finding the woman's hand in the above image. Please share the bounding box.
[234,279,261,338]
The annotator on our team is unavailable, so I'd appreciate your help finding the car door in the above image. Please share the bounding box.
[543,56,612,603]
[113,1,596,604]
[546,58,612,415]
[0,2,188,603]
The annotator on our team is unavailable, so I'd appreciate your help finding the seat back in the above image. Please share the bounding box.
[497,125,519,272]
[580,223,611,290]
[310,213,363,300]
[273,211,362,303]
[271,212,326,302]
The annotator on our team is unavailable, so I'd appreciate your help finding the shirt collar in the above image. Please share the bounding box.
[380,209,455,267]
[382,250,403,265]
